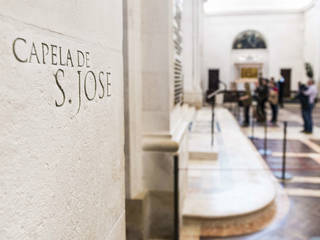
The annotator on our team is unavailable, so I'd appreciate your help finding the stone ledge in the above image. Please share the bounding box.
[189,150,218,161]
[183,107,277,220]
[142,137,179,153]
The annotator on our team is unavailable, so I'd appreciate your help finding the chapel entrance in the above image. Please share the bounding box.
[208,69,220,92]
[280,68,292,97]
[231,30,268,86]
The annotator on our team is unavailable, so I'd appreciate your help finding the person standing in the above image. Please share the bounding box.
[255,78,269,122]
[268,79,279,124]
[296,82,309,133]
[240,82,252,127]
[302,79,318,134]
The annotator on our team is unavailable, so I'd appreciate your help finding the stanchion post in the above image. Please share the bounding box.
[264,121,267,156]
[251,110,255,140]
[237,105,240,121]
[211,102,215,147]
[282,122,288,180]
[173,155,179,240]
[259,120,271,156]
[275,121,292,180]
[282,122,287,179]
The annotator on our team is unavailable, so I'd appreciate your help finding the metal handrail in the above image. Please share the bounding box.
[207,81,227,99]
[208,81,227,146]
[207,89,225,99]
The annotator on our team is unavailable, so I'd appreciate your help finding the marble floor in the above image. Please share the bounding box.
[206,104,320,240]
[182,104,320,240]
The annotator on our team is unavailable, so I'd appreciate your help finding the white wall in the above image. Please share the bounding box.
[304,0,320,83]
[0,1,125,239]
[204,0,314,14]
[203,13,304,90]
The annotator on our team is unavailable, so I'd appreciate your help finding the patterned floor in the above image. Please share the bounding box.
[285,104,320,128]
[201,197,320,240]
[202,104,320,240]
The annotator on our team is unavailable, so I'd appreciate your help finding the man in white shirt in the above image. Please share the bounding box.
[302,79,318,134]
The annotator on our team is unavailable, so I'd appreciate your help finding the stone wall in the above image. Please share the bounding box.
[203,12,305,90]
[0,0,125,239]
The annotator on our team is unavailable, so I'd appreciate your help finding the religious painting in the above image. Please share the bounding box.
[233,30,267,49]
[241,68,258,79]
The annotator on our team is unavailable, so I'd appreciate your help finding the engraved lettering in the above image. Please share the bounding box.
[76,71,82,114]
[12,38,28,63]
[98,71,105,99]
[84,71,97,101]
[106,72,112,97]
[41,43,49,64]
[51,45,58,65]
[29,42,40,63]
[85,52,90,68]
[12,37,112,115]
[54,69,65,107]
[66,49,74,67]
[59,47,67,66]
[77,50,85,67]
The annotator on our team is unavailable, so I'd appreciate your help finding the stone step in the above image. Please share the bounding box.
[189,149,218,161]
[188,132,219,161]
[182,107,279,238]
[182,201,276,238]
[181,184,290,239]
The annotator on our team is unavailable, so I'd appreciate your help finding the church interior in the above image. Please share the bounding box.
[1,0,320,239]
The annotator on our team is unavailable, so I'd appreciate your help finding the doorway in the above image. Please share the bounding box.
[280,69,291,97]
[208,69,220,91]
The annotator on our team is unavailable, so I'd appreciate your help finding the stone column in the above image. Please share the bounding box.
[140,0,196,238]
[141,0,174,238]
[124,0,198,238]
[183,0,204,108]
[123,0,150,239]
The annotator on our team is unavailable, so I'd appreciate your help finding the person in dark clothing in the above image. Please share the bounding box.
[269,79,279,124]
[295,82,310,133]
[302,79,318,133]
[255,78,269,122]
[240,82,252,127]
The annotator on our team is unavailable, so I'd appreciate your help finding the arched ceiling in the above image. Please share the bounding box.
[204,0,316,15]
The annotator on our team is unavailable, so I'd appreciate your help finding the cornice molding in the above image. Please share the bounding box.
[204,0,318,17]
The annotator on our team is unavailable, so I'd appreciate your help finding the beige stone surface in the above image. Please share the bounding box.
[188,133,219,161]
[123,0,144,199]
[183,108,276,218]
[0,1,125,239]
[181,106,303,237]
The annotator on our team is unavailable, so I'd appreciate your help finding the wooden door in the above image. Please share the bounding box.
[208,69,220,91]
[280,69,291,97]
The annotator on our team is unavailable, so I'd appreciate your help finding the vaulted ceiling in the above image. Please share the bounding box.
[204,0,316,15]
